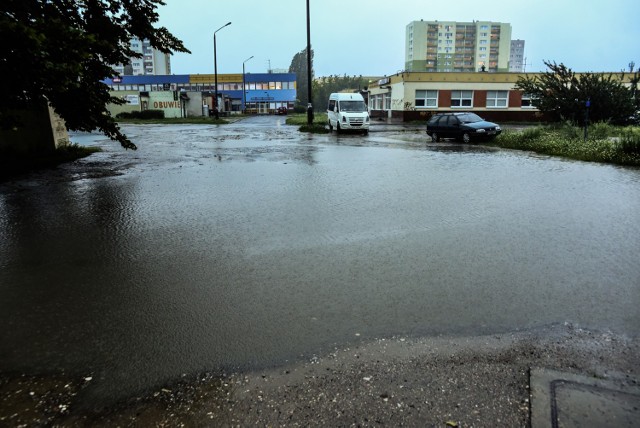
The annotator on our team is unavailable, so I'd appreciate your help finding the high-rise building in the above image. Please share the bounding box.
[112,38,171,76]
[405,20,512,72]
[509,39,526,72]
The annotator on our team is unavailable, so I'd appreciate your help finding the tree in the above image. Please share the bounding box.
[515,61,637,125]
[288,47,313,109]
[1,0,189,150]
[312,75,370,111]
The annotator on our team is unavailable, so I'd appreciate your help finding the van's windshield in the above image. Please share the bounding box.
[339,101,367,112]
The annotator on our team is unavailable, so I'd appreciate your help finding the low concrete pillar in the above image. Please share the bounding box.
[0,105,69,155]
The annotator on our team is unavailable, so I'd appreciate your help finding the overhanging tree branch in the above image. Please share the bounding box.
[0,0,190,150]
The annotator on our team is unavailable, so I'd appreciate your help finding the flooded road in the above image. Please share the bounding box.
[1,115,639,407]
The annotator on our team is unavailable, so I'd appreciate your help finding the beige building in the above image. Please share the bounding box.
[369,72,541,122]
[113,38,171,76]
[368,71,639,123]
[406,20,512,73]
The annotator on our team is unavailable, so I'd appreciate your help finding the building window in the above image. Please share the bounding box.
[372,94,383,110]
[451,90,473,107]
[487,90,508,108]
[383,93,390,110]
[521,93,536,108]
[415,90,438,108]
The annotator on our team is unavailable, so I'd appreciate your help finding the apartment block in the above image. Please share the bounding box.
[405,20,512,73]
[510,39,526,72]
[113,38,171,76]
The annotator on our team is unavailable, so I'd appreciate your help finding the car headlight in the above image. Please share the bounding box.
[342,116,346,122]
[365,115,370,122]
[476,129,486,133]
[496,126,501,131]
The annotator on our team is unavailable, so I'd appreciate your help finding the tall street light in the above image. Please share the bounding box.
[306,0,313,125]
[214,21,231,120]
[242,55,254,114]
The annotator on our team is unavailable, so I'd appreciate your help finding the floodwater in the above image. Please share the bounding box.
[1,116,639,406]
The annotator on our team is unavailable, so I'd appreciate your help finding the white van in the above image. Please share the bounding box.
[327,93,370,134]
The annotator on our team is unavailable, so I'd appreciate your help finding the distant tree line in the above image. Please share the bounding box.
[312,75,370,112]
[289,47,370,112]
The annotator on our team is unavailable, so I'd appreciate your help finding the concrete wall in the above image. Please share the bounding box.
[109,91,142,117]
[0,105,69,155]
[184,92,204,117]
[108,91,206,118]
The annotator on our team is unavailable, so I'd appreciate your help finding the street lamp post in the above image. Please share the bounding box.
[306,0,313,125]
[214,22,232,120]
[242,55,254,114]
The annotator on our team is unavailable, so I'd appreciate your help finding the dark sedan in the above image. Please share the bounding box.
[426,112,501,143]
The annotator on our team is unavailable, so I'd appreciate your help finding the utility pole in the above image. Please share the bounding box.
[214,22,232,120]
[306,0,313,125]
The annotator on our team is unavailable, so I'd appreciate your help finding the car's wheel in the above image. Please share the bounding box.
[328,120,333,131]
[462,132,471,143]
[336,123,341,133]
[431,132,439,142]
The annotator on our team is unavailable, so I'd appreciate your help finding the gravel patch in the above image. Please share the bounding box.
[1,323,637,427]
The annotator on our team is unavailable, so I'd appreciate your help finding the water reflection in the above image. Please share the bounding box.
[0,117,639,406]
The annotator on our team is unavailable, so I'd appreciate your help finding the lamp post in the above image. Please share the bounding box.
[214,21,231,120]
[306,0,313,125]
[242,55,254,114]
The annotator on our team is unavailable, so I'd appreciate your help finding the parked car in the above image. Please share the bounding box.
[276,106,288,115]
[426,112,501,143]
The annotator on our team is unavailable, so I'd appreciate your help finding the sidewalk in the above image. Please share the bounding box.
[1,324,637,426]
[531,368,639,428]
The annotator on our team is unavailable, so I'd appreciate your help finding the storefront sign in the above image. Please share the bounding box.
[124,94,139,105]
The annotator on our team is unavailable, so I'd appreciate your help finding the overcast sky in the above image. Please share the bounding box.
[157,0,640,77]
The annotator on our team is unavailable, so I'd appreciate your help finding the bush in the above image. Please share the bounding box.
[589,122,614,140]
[490,124,640,166]
[115,110,164,120]
[619,129,640,154]
[558,121,581,139]
[299,123,330,133]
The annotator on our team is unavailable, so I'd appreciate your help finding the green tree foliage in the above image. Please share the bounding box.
[288,47,313,108]
[287,49,370,112]
[515,61,637,126]
[312,75,370,111]
[1,0,189,150]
